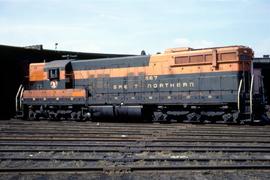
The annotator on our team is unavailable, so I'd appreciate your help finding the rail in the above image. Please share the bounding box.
[1,120,270,177]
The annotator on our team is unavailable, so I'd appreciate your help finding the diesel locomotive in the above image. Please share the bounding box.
[15,45,268,123]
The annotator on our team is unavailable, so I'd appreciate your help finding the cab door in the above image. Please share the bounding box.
[65,63,73,89]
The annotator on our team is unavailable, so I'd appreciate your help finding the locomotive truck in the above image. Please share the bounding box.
[15,45,268,123]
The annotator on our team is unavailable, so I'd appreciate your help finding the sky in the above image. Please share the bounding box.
[0,0,269,56]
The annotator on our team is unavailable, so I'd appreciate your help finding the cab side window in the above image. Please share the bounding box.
[49,69,59,79]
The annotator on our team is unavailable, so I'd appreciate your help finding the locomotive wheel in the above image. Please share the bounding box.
[232,112,240,124]
[199,117,205,123]
[222,113,233,123]
[55,112,62,121]
[259,113,270,125]
[83,112,91,121]
[34,112,40,121]
[28,110,35,121]
[71,112,77,120]
[186,112,201,123]
[49,112,56,120]
[76,111,84,121]
[152,111,168,123]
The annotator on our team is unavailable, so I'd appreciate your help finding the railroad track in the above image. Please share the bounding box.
[1,119,270,179]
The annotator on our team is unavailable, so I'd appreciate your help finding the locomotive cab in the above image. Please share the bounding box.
[16,59,87,120]
[44,60,73,89]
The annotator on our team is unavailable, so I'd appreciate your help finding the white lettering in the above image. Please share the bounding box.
[111,81,194,90]
[145,75,158,81]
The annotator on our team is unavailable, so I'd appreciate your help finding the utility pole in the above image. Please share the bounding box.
[55,43,58,50]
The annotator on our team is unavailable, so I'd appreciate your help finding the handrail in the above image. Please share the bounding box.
[250,74,254,118]
[260,75,266,103]
[15,85,23,112]
[237,79,243,111]
[19,87,24,110]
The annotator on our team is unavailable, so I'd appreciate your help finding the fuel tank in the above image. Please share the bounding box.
[89,106,142,121]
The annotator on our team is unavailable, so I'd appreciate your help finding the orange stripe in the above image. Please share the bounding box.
[72,89,86,97]
[60,70,65,80]
[29,63,46,81]
[23,89,86,98]
[73,61,251,79]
